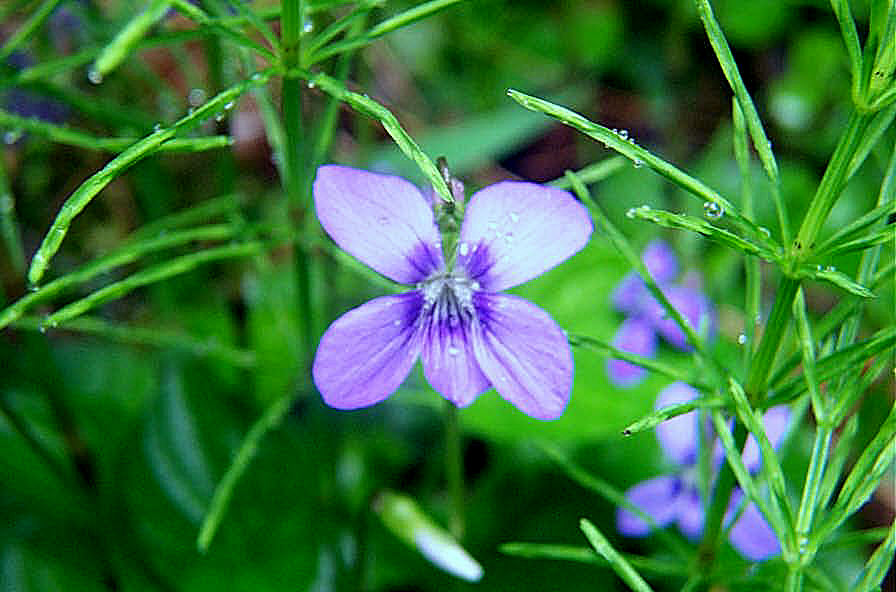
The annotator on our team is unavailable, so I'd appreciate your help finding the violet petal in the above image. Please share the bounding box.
[655,382,701,467]
[728,498,780,561]
[742,405,791,473]
[313,165,444,284]
[313,292,423,410]
[611,272,650,316]
[606,317,657,387]
[469,292,572,420]
[642,239,678,284]
[675,485,705,540]
[617,475,682,536]
[421,314,491,408]
[457,182,591,291]
[645,278,714,350]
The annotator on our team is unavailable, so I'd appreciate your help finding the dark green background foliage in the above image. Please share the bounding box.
[0,0,893,590]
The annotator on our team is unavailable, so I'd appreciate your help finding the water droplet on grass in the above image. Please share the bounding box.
[703,201,724,219]
[87,68,102,84]
[188,88,206,107]
[737,333,747,345]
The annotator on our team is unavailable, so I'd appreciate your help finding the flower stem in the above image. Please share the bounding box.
[744,275,800,404]
[444,400,465,539]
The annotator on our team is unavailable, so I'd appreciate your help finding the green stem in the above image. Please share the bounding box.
[794,426,833,553]
[280,0,316,361]
[697,421,748,567]
[444,400,465,540]
[744,276,800,403]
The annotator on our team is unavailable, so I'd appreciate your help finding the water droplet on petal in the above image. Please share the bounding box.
[377,216,389,225]
[458,242,469,257]
[703,201,724,219]
[471,281,480,290]
[393,319,402,327]
[509,211,519,223]
[447,346,460,357]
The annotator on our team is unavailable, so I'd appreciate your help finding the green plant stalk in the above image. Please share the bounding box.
[444,400,464,539]
[580,519,655,592]
[792,110,873,262]
[744,276,800,401]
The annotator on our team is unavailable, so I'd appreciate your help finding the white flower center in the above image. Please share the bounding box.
[419,272,480,327]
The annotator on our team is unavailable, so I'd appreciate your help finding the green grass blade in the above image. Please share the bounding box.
[0,161,25,277]
[852,520,896,592]
[499,542,687,576]
[90,0,173,82]
[798,265,875,298]
[0,0,63,62]
[167,0,276,60]
[308,71,452,201]
[829,0,863,97]
[694,0,790,244]
[563,170,721,373]
[0,224,238,330]
[711,410,789,545]
[197,390,294,552]
[769,325,896,405]
[41,242,264,327]
[549,157,628,189]
[26,70,272,286]
[579,519,655,592]
[132,194,242,239]
[626,204,777,261]
[811,402,895,552]
[621,396,724,436]
[726,379,794,530]
[568,332,713,390]
[11,316,256,366]
[509,89,773,247]
[0,108,232,152]
[311,0,464,63]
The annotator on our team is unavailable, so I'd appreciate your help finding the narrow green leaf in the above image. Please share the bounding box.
[0,108,232,152]
[829,0,864,100]
[798,265,875,298]
[11,315,256,366]
[132,194,242,239]
[0,224,237,330]
[846,102,896,179]
[311,0,464,63]
[620,396,723,436]
[26,69,272,285]
[90,0,173,81]
[0,0,63,62]
[770,326,896,405]
[563,171,720,372]
[792,289,826,419]
[726,378,794,532]
[167,0,276,60]
[197,390,293,552]
[579,519,655,592]
[549,157,628,189]
[852,520,896,592]
[0,161,25,276]
[508,89,772,247]
[815,201,895,256]
[694,0,789,242]
[711,410,788,545]
[308,71,452,201]
[41,242,263,327]
[812,402,896,551]
[499,543,687,576]
[626,204,777,261]
[304,1,377,59]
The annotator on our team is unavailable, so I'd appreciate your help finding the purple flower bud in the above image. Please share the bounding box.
[642,239,678,284]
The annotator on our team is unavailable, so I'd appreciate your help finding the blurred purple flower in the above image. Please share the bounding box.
[616,382,789,561]
[4,52,68,125]
[311,165,592,420]
[607,240,715,386]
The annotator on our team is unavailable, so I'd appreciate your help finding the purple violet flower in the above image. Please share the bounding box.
[616,382,789,561]
[607,241,715,387]
[311,165,592,420]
